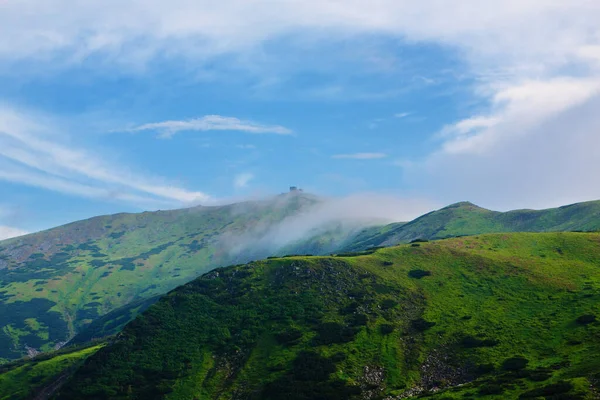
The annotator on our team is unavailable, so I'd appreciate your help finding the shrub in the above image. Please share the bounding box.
[410,238,429,243]
[330,352,347,363]
[262,352,361,400]
[290,351,337,381]
[479,383,504,395]
[576,314,596,325]
[314,322,356,345]
[275,328,303,345]
[341,302,359,315]
[382,261,394,266]
[408,269,432,279]
[380,324,395,335]
[349,313,368,327]
[474,363,495,375]
[528,371,552,382]
[411,318,436,332]
[461,335,499,348]
[380,299,398,310]
[518,381,574,398]
[502,356,529,371]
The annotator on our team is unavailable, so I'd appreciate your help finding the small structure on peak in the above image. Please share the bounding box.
[289,186,303,193]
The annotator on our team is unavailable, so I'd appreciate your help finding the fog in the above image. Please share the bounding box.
[217,192,438,260]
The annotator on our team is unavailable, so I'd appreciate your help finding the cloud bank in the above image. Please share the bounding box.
[220,193,438,258]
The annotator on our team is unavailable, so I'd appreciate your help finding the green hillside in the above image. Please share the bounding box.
[0,193,363,361]
[0,343,103,400]
[54,233,600,399]
[344,200,600,251]
[4,196,600,363]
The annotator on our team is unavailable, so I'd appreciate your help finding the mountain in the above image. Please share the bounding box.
[0,193,367,361]
[4,196,600,362]
[0,343,103,400]
[343,200,600,251]
[53,233,600,399]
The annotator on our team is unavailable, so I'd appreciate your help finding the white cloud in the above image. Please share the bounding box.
[0,1,596,71]
[129,115,292,138]
[437,78,600,156]
[222,193,439,256]
[332,153,387,160]
[237,144,257,149]
[0,106,210,208]
[394,112,411,118]
[1,1,600,210]
[410,78,600,210]
[0,226,28,241]
[233,172,254,189]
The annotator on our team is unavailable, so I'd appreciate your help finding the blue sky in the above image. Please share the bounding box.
[1,1,600,238]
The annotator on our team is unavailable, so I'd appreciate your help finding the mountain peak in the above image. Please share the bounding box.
[442,201,488,211]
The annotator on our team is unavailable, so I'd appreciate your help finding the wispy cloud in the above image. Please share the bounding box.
[233,172,254,189]
[394,112,411,118]
[237,144,257,149]
[0,106,210,208]
[332,153,387,160]
[0,226,28,241]
[129,115,292,138]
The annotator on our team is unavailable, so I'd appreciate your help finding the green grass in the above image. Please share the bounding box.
[53,232,600,399]
[344,200,600,251]
[0,193,353,360]
[3,196,600,362]
[0,343,103,400]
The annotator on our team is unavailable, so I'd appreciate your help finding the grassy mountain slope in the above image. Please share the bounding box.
[66,296,160,346]
[344,200,600,251]
[0,193,363,361]
[54,233,600,399]
[0,343,103,400]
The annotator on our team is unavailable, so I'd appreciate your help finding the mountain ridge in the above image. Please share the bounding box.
[342,199,600,251]
[0,193,356,360]
[51,232,600,399]
[3,196,600,362]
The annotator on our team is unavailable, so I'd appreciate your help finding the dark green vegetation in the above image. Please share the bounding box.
[3,196,600,362]
[0,193,362,360]
[53,233,600,399]
[0,343,102,400]
[67,296,160,345]
[345,200,600,251]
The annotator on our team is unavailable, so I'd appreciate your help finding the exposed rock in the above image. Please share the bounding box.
[26,345,41,358]
[360,365,386,399]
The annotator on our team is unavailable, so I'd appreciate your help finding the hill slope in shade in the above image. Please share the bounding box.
[0,193,370,361]
[54,233,600,399]
[0,343,103,400]
[344,200,600,251]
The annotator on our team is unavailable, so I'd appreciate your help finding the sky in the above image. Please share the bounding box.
[1,1,600,238]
